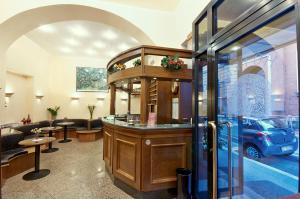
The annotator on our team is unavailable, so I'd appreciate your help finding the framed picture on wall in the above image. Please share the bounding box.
[76,67,108,92]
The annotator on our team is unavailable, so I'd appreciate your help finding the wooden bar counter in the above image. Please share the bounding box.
[102,118,192,197]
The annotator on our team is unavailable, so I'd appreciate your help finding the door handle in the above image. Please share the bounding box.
[208,121,217,199]
[220,121,233,199]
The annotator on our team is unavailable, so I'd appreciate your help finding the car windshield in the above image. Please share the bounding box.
[260,118,288,129]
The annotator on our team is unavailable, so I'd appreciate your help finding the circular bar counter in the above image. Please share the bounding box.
[102,118,192,198]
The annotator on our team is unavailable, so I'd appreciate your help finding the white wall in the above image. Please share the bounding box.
[4,36,51,123]
[48,56,111,119]
[4,72,33,123]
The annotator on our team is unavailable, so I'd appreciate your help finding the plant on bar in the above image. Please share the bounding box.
[161,54,185,71]
[47,106,60,120]
[88,105,96,119]
[114,63,126,71]
[133,58,141,67]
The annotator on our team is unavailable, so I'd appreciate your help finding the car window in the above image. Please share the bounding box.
[260,118,288,129]
[243,119,259,130]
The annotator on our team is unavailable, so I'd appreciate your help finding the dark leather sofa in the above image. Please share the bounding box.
[1,129,27,166]
[1,118,102,165]
[53,119,89,131]
[14,121,50,140]
[90,118,103,130]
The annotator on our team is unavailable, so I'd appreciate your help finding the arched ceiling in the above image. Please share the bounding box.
[0,4,154,54]
[26,20,141,59]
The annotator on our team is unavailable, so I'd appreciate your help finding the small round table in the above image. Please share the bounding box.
[40,126,62,153]
[19,137,56,180]
[56,122,74,143]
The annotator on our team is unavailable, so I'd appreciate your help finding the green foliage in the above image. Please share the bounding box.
[47,106,60,117]
[160,54,185,71]
[133,59,141,67]
[88,105,96,119]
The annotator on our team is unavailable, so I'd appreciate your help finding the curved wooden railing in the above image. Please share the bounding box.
[106,45,192,84]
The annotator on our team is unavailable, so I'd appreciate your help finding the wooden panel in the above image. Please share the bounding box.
[179,82,192,121]
[2,152,35,179]
[140,78,150,124]
[103,128,113,173]
[151,143,186,184]
[144,66,192,81]
[157,81,172,124]
[142,137,191,191]
[113,131,141,190]
[78,133,98,142]
[110,84,116,115]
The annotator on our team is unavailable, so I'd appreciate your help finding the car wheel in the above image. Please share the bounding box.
[244,145,262,159]
[281,152,294,156]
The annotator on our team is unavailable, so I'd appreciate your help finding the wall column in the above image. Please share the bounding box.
[140,78,150,124]
[110,83,116,115]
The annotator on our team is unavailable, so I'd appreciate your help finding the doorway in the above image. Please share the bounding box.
[193,1,300,198]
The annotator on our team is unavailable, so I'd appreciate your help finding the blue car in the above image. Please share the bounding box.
[242,117,298,159]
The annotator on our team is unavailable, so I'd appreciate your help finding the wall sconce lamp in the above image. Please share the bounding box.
[5,92,14,98]
[121,97,128,101]
[36,95,44,99]
[97,97,105,101]
[71,96,80,100]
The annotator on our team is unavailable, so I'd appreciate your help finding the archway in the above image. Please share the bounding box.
[0,4,155,123]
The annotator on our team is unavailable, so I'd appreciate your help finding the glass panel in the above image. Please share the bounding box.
[195,54,208,197]
[197,15,208,50]
[215,0,259,33]
[217,10,298,199]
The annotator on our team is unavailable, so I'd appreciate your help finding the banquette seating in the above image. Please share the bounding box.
[1,118,103,182]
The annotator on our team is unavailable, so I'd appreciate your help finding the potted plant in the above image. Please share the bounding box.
[47,106,60,120]
[88,105,96,120]
[161,54,185,71]
[133,58,141,67]
[113,63,126,71]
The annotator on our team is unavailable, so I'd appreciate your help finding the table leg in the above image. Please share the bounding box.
[35,145,40,172]
[59,125,72,143]
[42,130,59,153]
[23,145,50,180]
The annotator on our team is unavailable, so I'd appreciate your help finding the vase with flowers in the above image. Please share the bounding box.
[31,128,42,139]
[161,54,185,71]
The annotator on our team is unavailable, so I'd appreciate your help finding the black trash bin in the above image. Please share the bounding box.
[176,168,192,199]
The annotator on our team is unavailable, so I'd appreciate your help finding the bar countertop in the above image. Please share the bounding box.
[102,118,193,130]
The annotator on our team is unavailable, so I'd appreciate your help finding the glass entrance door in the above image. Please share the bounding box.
[215,9,299,199]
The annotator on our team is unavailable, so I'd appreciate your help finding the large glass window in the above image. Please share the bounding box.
[217,9,298,199]
[196,15,208,50]
[214,0,259,33]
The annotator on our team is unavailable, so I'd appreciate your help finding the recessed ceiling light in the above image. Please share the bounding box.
[231,46,240,51]
[65,38,80,46]
[38,25,56,33]
[68,25,90,37]
[59,47,72,53]
[85,49,97,55]
[93,41,105,49]
[102,30,118,40]
[118,43,130,51]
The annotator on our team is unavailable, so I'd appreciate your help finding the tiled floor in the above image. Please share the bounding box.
[2,138,133,199]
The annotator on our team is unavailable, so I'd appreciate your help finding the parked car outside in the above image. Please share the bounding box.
[242,117,298,159]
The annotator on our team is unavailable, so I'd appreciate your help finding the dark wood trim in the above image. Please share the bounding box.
[110,84,116,115]
[140,78,150,124]
[107,45,192,70]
